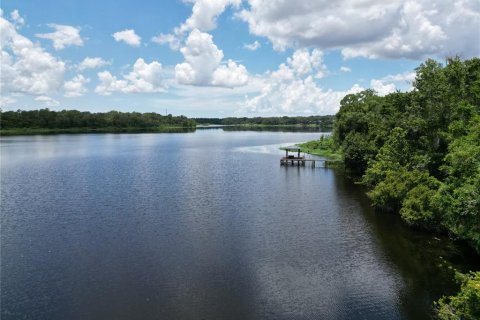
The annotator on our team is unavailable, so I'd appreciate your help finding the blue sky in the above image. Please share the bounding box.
[1,0,478,117]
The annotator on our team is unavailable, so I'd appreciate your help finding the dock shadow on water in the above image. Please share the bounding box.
[1,130,479,320]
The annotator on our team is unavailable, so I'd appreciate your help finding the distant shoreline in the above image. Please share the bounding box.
[0,125,331,136]
[1,109,334,136]
[0,127,196,136]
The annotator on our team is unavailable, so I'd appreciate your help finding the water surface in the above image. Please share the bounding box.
[1,130,478,320]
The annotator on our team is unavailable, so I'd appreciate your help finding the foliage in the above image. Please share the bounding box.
[297,135,342,160]
[0,109,196,131]
[332,57,480,251]
[400,176,441,227]
[362,127,413,186]
[332,56,480,319]
[435,116,480,250]
[342,131,376,176]
[195,115,335,130]
[436,271,480,320]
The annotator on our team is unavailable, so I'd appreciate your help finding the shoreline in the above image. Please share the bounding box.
[0,127,196,136]
[1,125,330,136]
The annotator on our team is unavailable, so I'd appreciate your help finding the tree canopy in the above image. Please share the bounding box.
[333,57,480,252]
[0,109,196,130]
[195,115,335,130]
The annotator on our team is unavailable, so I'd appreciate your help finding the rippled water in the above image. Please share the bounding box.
[1,130,478,320]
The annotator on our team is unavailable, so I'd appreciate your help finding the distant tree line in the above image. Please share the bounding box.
[0,109,196,129]
[195,115,335,129]
[331,56,480,319]
[0,109,336,132]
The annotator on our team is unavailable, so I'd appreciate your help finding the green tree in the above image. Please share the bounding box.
[436,271,480,320]
[435,116,480,251]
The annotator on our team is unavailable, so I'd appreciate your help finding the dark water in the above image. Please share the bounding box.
[1,130,478,320]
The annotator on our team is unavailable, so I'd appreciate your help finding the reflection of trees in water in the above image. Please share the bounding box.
[221,126,328,132]
[331,169,480,320]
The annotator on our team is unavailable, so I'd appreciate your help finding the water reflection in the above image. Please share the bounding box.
[222,126,327,132]
[1,131,478,320]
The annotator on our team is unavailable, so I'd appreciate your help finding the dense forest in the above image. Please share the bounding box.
[0,109,196,131]
[195,115,334,130]
[330,57,479,318]
[333,57,479,251]
[0,110,335,133]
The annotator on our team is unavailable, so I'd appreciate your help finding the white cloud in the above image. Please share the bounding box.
[239,0,480,59]
[175,29,222,85]
[370,71,416,95]
[212,60,249,87]
[151,0,242,59]
[157,75,266,116]
[241,49,361,115]
[78,57,110,70]
[340,66,351,72]
[1,15,65,95]
[178,0,241,33]
[64,75,89,97]
[95,58,165,95]
[95,71,127,95]
[10,10,24,27]
[287,48,327,78]
[112,29,141,47]
[35,95,60,107]
[151,33,181,50]
[0,96,17,106]
[382,71,416,83]
[244,40,261,51]
[370,79,396,96]
[175,29,248,88]
[36,24,83,50]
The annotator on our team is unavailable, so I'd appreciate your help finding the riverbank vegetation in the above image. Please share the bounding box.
[0,111,336,135]
[435,271,480,319]
[0,109,196,134]
[195,115,334,131]
[329,57,479,319]
[297,136,342,161]
[332,57,479,253]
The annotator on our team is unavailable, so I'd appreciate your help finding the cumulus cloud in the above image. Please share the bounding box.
[95,58,165,95]
[212,60,249,87]
[239,0,480,59]
[175,29,248,87]
[153,0,243,56]
[112,29,141,46]
[340,66,351,72]
[78,57,110,70]
[370,79,396,96]
[35,95,60,107]
[36,24,83,50]
[64,75,89,97]
[244,40,261,51]
[178,0,241,33]
[1,15,65,95]
[241,49,362,115]
[153,0,242,53]
[10,9,25,27]
[287,48,327,78]
[151,33,181,50]
[175,29,223,85]
[370,71,416,95]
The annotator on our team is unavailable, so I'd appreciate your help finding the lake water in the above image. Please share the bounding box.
[1,130,478,320]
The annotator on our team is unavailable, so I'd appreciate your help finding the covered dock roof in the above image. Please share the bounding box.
[284,145,302,151]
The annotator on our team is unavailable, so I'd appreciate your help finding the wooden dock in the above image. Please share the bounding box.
[280,158,324,167]
[280,145,325,167]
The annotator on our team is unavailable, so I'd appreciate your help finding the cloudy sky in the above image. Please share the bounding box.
[1,0,479,117]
